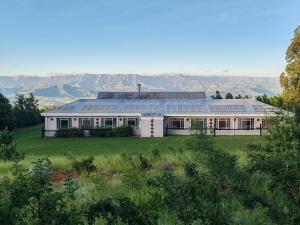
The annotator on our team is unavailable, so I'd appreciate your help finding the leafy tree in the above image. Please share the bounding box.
[280,25,300,113]
[13,93,41,127]
[211,91,223,99]
[0,129,22,161]
[0,158,84,225]
[225,92,234,99]
[269,95,284,108]
[256,94,271,104]
[149,126,275,225]
[87,198,158,225]
[246,114,300,224]
[235,94,250,99]
[256,94,285,108]
[0,93,15,130]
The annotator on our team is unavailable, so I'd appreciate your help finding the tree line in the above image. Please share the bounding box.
[211,91,250,99]
[0,93,41,131]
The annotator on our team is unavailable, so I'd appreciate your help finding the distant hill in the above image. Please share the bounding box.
[0,74,281,106]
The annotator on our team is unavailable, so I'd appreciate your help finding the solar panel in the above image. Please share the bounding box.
[123,105,160,113]
[165,105,204,113]
[80,105,118,113]
[208,105,248,113]
[252,105,266,113]
[54,105,76,113]
[44,98,277,115]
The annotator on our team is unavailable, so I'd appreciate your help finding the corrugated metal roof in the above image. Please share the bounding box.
[43,99,278,115]
[97,91,206,99]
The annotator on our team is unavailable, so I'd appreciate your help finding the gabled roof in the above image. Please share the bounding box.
[41,98,279,116]
[97,91,206,99]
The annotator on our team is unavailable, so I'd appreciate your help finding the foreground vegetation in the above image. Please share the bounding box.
[0,114,300,225]
[0,124,266,177]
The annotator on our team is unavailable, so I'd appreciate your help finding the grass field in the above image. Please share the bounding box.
[0,124,267,176]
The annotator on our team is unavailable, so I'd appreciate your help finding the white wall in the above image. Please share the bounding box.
[72,118,79,128]
[44,115,266,137]
[140,117,164,137]
[45,116,57,130]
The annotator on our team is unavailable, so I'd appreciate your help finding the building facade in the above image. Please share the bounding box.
[41,92,277,137]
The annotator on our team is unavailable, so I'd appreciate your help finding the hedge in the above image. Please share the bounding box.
[56,128,81,138]
[55,126,133,138]
[89,127,114,137]
[89,126,133,137]
[115,125,133,137]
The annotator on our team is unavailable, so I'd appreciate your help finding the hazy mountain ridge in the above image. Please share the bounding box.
[0,74,281,106]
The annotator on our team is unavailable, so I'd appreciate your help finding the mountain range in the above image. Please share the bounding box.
[0,74,281,106]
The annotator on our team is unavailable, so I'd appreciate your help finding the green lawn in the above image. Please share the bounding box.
[0,124,267,176]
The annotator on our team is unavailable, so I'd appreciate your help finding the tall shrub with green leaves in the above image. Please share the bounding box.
[13,93,41,127]
[246,114,300,224]
[0,93,15,130]
[0,158,84,225]
[0,128,22,161]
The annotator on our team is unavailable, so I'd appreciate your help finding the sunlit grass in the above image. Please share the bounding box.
[0,124,267,177]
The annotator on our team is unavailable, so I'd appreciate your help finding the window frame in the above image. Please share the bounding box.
[168,117,184,130]
[238,118,254,130]
[217,118,231,130]
[191,118,207,130]
[123,117,140,128]
[79,118,94,129]
[101,117,117,128]
[56,118,72,129]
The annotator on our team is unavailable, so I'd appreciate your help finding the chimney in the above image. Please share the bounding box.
[137,83,141,94]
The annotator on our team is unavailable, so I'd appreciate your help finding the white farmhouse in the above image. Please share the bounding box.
[41,92,277,137]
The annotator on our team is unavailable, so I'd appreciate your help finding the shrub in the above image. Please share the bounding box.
[87,198,158,225]
[184,162,198,178]
[0,158,83,225]
[0,129,24,161]
[115,125,132,137]
[56,128,81,138]
[89,127,114,137]
[139,154,152,171]
[151,148,161,159]
[71,156,97,174]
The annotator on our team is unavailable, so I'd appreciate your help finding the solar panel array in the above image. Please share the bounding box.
[79,105,118,113]
[53,105,76,113]
[123,105,160,113]
[252,105,266,113]
[45,99,277,115]
[208,105,247,113]
[165,105,204,113]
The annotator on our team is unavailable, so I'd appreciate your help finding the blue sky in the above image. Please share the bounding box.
[0,0,299,77]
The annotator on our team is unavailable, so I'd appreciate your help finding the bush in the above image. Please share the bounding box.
[139,154,152,171]
[0,129,24,161]
[0,158,83,225]
[87,198,158,225]
[115,125,132,137]
[151,148,161,159]
[89,126,133,137]
[89,127,114,137]
[71,156,97,174]
[56,128,81,138]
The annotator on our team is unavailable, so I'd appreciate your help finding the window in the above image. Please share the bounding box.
[79,118,94,129]
[101,117,117,128]
[168,117,184,129]
[238,118,254,130]
[123,117,139,128]
[191,118,207,130]
[56,118,72,129]
[217,118,231,130]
